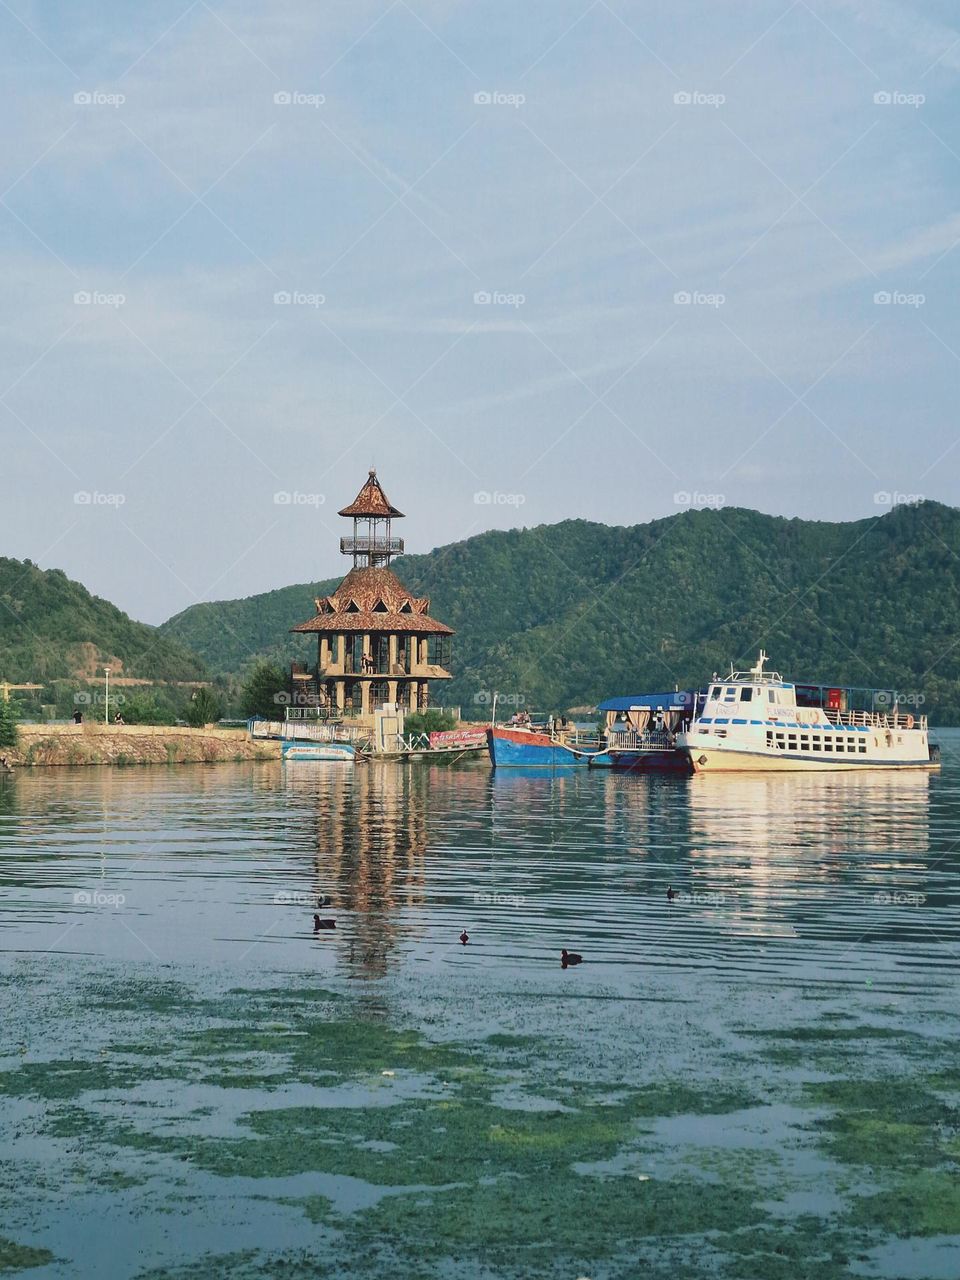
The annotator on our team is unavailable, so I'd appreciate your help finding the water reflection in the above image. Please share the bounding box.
[0,776,15,817]
[0,738,958,986]
[285,762,431,978]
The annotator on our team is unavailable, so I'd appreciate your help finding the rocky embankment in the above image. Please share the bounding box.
[3,724,280,766]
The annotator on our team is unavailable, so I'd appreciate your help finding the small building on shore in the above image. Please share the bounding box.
[288,471,454,725]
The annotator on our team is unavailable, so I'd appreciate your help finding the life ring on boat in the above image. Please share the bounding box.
[904,714,914,729]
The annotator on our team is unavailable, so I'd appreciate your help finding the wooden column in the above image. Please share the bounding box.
[335,680,345,713]
[388,633,398,671]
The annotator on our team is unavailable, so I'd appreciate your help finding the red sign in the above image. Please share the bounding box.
[429,729,486,749]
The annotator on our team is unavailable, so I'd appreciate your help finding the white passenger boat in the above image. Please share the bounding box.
[677,652,940,773]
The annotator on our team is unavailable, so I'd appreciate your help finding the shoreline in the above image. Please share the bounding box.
[2,723,280,767]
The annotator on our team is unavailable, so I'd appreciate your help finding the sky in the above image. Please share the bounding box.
[2,0,960,624]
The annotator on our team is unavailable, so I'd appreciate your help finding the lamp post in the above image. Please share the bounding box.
[103,666,110,725]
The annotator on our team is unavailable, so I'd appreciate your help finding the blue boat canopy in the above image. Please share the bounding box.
[598,692,695,712]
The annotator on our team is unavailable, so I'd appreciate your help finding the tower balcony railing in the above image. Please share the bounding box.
[340,536,404,556]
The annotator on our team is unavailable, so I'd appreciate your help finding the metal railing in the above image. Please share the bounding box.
[250,718,370,743]
[606,730,676,751]
[340,537,404,556]
[286,705,365,720]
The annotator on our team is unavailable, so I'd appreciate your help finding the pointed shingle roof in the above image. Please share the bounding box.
[290,567,453,636]
[338,470,404,518]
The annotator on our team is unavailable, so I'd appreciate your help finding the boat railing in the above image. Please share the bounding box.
[607,730,676,751]
[823,708,927,730]
[557,729,603,748]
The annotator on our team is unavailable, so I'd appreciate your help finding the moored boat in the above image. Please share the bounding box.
[282,740,356,763]
[677,652,940,773]
[486,721,608,768]
[486,692,700,770]
[595,692,697,771]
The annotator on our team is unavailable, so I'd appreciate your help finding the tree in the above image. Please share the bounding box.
[120,693,177,726]
[0,698,18,749]
[185,687,223,727]
[240,661,288,720]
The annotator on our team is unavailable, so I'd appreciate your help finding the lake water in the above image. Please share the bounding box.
[2,737,960,1278]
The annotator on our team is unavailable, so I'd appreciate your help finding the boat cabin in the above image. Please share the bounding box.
[599,691,697,747]
[699,652,925,731]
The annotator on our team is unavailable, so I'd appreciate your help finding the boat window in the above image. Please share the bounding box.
[768,690,776,703]
[710,685,722,700]
[723,687,737,702]
[811,738,821,750]
[859,742,867,753]
[740,687,753,702]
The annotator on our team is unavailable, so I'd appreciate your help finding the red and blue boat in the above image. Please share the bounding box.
[486,722,607,767]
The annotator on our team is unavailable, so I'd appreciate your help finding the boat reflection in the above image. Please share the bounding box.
[679,769,933,942]
[283,751,944,978]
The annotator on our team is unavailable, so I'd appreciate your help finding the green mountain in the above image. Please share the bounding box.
[0,558,206,684]
[159,502,960,721]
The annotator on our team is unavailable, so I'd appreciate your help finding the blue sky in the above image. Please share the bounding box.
[2,0,960,623]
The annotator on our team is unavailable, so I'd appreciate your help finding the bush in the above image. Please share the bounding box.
[404,708,456,736]
[185,687,223,727]
[240,661,289,720]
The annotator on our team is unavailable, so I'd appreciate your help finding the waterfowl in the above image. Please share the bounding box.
[313,915,336,931]
[666,886,677,901]
[560,949,583,967]
[459,930,469,945]
[316,895,333,908]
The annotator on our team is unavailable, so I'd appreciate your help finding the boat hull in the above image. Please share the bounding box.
[601,748,691,773]
[486,726,603,768]
[681,743,939,773]
[282,741,355,762]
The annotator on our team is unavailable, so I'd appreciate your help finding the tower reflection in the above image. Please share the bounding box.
[284,761,491,977]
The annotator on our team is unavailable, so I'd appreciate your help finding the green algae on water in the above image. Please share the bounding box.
[332,1174,762,1257]
[0,1237,55,1273]
[848,1170,960,1236]
[703,1217,866,1280]
[804,1076,959,1171]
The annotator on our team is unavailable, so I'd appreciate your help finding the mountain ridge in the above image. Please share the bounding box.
[0,556,206,685]
[157,501,960,720]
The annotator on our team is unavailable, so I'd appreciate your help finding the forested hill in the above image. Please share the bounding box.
[0,557,206,683]
[158,502,960,720]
